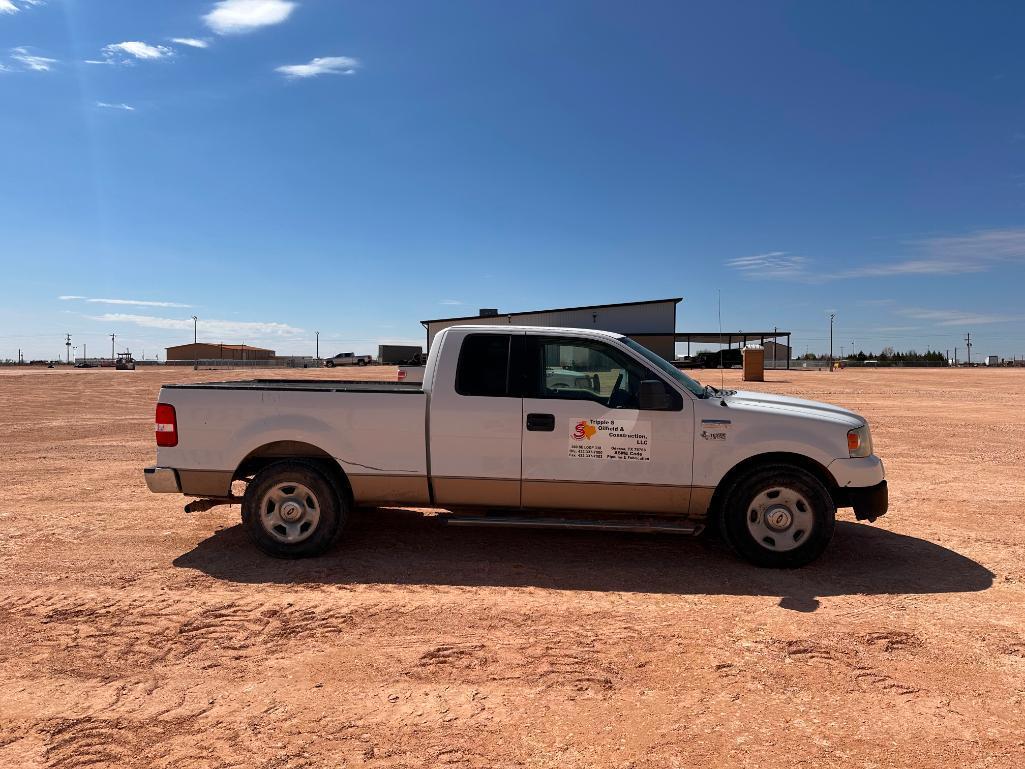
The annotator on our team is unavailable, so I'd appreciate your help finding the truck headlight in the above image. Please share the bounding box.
[847,425,873,458]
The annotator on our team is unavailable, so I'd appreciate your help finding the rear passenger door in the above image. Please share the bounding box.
[520,335,693,514]
[427,332,524,508]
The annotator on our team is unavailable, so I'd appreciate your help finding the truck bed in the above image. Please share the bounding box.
[163,379,423,394]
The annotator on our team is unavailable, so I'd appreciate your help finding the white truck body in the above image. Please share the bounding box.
[146,326,887,565]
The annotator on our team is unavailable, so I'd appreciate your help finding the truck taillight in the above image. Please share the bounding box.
[398,369,406,381]
[155,403,178,447]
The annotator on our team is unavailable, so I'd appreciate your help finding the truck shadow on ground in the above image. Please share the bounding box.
[173,509,994,611]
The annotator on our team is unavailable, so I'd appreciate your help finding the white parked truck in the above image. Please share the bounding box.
[145,326,887,567]
[324,352,372,367]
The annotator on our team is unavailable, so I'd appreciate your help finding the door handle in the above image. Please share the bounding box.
[526,413,556,431]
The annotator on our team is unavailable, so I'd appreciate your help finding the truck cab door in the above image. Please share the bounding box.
[427,331,524,508]
[520,335,693,514]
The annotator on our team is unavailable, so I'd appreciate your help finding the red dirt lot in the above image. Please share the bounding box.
[0,365,1023,768]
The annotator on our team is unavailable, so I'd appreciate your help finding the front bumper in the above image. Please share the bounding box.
[847,480,888,522]
[827,455,885,488]
[144,466,181,493]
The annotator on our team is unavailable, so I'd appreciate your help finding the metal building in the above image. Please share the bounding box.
[165,343,275,361]
[422,298,682,359]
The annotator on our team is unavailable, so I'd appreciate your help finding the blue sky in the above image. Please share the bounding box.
[2,0,1024,361]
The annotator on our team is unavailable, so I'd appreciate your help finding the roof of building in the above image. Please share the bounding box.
[421,297,683,325]
[674,331,790,343]
[165,342,274,352]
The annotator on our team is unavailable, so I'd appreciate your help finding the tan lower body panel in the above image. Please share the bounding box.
[688,486,716,518]
[522,479,693,515]
[431,477,520,508]
[178,470,233,497]
[348,474,431,506]
[347,474,714,518]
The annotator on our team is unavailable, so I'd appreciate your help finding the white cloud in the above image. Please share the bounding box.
[60,295,189,308]
[203,0,296,35]
[439,299,463,305]
[275,55,359,79]
[896,307,1019,327]
[726,251,811,281]
[0,1,44,15]
[729,228,1025,283]
[171,37,210,49]
[102,41,173,64]
[90,313,304,337]
[95,101,135,111]
[9,46,57,72]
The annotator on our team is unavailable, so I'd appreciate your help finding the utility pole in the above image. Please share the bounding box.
[83,342,86,362]
[192,315,199,371]
[829,313,835,370]
[315,331,320,360]
[965,332,972,366]
[65,333,71,364]
[111,333,116,361]
[192,315,198,344]
[841,344,845,358]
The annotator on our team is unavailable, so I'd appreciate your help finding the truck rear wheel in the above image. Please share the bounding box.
[719,464,835,568]
[241,461,345,558]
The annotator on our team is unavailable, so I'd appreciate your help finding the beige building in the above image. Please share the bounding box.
[165,343,275,361]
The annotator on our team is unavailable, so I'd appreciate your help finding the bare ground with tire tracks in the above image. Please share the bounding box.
[1,365,1023,768]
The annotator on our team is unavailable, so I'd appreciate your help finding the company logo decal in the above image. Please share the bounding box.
[572,420,598,441]
[568,418,651,461]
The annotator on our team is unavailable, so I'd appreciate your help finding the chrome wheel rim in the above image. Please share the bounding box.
[260,482,321,544]
[746,486,814,552]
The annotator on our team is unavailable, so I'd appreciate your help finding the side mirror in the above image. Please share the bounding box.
[639,379,672,410]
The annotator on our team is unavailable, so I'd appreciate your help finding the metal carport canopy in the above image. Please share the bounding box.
[674,330,792,369]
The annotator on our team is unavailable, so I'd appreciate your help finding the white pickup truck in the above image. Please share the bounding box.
[323,352,372,367]
[145,326,887,567]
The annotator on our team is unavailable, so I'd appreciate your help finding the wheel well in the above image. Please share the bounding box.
[234,441,353,508]
[707,452,840,523]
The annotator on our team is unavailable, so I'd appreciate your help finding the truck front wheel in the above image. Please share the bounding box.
[719,465,835,568]
[241,461,345,558]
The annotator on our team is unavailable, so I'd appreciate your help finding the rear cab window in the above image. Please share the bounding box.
[454,334,513,397]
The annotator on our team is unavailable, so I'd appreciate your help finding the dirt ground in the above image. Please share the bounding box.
[1,365,1023,768]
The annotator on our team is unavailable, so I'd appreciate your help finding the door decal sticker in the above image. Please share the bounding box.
[569,418,651,461]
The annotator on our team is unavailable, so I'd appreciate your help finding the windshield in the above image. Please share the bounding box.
[620,337,706,397]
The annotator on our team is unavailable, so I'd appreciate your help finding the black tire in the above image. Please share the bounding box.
[357,359,367,366]
[718,464,835,568]
[241,461,346,558]
[325,360,335,368]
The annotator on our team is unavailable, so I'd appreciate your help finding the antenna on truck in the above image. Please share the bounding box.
[717,289,725,392]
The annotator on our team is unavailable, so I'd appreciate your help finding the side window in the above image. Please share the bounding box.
[536,339,651,409]
[455,334,511,397]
